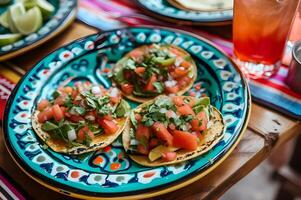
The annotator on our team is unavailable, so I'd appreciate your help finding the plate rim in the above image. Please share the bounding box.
[2,25,251,199]
[0,0,77,61]
[135,0,232,26]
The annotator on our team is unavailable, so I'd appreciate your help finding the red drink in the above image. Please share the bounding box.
[233,0,300,78]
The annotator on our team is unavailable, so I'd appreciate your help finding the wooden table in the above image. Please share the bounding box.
[1,21,301,200]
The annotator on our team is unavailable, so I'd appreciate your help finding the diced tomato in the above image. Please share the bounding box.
[103,115,113,120]
[134,67,145,75]
[137,144,149,155]
[123,70,132,80]
[102,68,111,73]
[77,126,94,143]
[64,86,73,95]
[98,119,119,135]
[168,123,176,130]
[37,99,50,111]
[145,74,157,91]
[129,49,144,59]
[149,138,160,149]
[152,122,173,146]
[161,152,177,162]
[52,104,64,121]
[191,111,208,131]
[135,113,142,122]
[191,119,201,131]
[172,96,184,106]
[170,47,182,56]
[166,110,175,119]
[58,86,64,92]
[181,60,191,69]
[173,130,198,151]
[165,85,179,94]
[64,112,71,118]
[37,107,53,123]
[136,124,151,141]
[69,115,85,122]
[54,95,66,106]
[60,106,67,113]
[121,83,134,95]
[172,68,187,79]
[71,89,78,99]
[177,104,195,116]
[177,77,192,89]
[110,96,120,104]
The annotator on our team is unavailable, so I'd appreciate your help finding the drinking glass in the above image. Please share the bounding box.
[233,0,300,79]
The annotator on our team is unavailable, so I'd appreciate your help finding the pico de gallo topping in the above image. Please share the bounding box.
[127,95,212,162]
[112,44,195,98]
[36,82,130,147]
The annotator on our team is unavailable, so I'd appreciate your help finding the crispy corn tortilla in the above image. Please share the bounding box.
[168,0,233,11]
[122,96,225,167]
[32,111,128,155]
[113,44,197,103]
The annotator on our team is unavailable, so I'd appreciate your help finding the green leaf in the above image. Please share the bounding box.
[69,106,86,115]
[64,95,73,108]
[130,111,138,128]
[153,57,175,66]
[83,132,92,146]
[41,121,58,132]
[86,97,97,109]
[97,96,110,107]
[194,97,210,107]
[113,68,125,84]
[124,58,136,70]
[193,105,205,114]
[52,91,60,99]
[153,82,164,93]
[97,104,113,116]
[115,99,130,117]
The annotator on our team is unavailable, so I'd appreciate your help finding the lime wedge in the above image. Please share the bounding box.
[37,0,54,19]
[0,33,22,46]
[7,2,26,33]
[18,0,38,9]
[15,0,54,19]
[14,6,42,35]
[0,11,9,28]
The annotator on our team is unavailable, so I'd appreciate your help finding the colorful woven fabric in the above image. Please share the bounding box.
[0,66,19,121]
[0,167,27,200]
[77,0,301,119]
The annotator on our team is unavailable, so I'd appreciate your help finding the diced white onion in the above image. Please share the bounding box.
[130,139,139,146]
[186,123,192,130]
[175,58,182,67]
[164,80,177,88]
[159,108,167,113]
[109,87,119,97]
[85,115,95,121]
[167,110,177,119]
[67,129,77,141]
[179,66,185,71]
[92,86,102,95]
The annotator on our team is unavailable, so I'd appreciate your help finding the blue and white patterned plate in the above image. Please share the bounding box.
[3,26,250,199]
[0,0,77,61]
[136,0,232,26]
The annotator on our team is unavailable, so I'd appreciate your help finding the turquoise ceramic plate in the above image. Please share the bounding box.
[0,0,77,61]
[3,26,250,199]
[136,0,232,26]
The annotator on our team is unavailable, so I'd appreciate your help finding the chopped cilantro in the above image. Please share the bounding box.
[52,91,61,99]
[153,82,164,93]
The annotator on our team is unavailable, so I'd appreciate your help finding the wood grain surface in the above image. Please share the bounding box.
[1,21,301,200]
